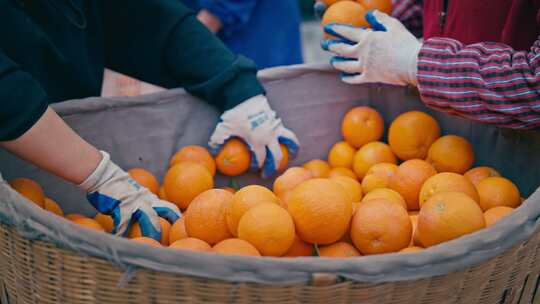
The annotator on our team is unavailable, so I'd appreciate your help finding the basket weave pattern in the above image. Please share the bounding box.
[1,223,540,303]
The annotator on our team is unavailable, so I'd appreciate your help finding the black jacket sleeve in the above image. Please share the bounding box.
[0,50,48,141]
[103,0,265,111]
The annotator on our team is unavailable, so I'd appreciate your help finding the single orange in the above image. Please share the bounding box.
[353,141,397,179]
[163,162,214,210]
[128,168,159,195]
[358,0,392,14]
[388,111,441,161]
[169,145,216,176]
[388,159,437,211]
[184,189,233,245]
[417,192,485,247]
[464,166,501,186]
[9,177,45,207]
[418,172,479,208]
[221,187,236,194]
[476,177,521,211]
[351,199,412,254]
[277,144,289,173]
[328,141,356,169]
[169,238,211,252]
[484,206,514,227]
[215,138,251,176]
[330,176,363,203]
[361,163,398,194]
[426,135,474,174]
[303,159,331,178]
[129,217,171,246]
[319,242,361,258]
[65,214,85,221]
[72,217,105,232]
[212,238,261,257]
[361,188,407,211]
[328,167,358,180]
[340,106,384,148]
[227,185,279,236]
[237,204,295,256]
[132,237,162,247]
[283,235,313,257]
[169,217,188,244]
[94,213,114,233]
[400,246,423,253]
[288,179,353,245]
[44,197,64,217]
[273,167,313,198]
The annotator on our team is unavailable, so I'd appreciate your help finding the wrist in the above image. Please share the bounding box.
[78,151,109,192]
[407,43,422,87]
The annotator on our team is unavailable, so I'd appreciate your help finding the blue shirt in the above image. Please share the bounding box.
[183,0,303,69]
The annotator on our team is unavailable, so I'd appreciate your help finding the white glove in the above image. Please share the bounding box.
[79,151,181,240]
[209,95,299,178]
[322,10,421,86]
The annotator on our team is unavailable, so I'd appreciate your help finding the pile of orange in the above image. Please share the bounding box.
[8,106,526,259]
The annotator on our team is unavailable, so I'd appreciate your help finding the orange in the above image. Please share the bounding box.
[169,217,188,244]
[328,141,356,169]
[330,176,363,203]
[128,168,159,195]
[9,177,45,207]
[273,167,313,198]
[288,179,353,244]
[409,214,422,246]
[44,197,64,217]
[237,204,295,256]
[321,0,348,5]
[476,177,521,211]
[94,213,114,233]
[361,188,407,211]
[400,246,423,253]
[361,163,398,194]
[226,185,279,236]
[169,238,211,252]
[340,106,384,148]
[322,2,370,39]
[132,237,162,247]
[163,162,214,209]
[65,214,85,221]
[319,242,361,258]
[158,185,168,200]
[388,111,441,161]
[221,187,236,194]
[418,172,479,208]
[215,138,251,176]
[303,159,331,178]
[184,189,233,245]
[353,141,397,179]
[328,167,358,180]
[388,159,437,211]
[484,206,514,227]
[464,166,501,186]
[417,192,485,247]
[277,144,289,173]
[212,238,261,257]
[283,235,313,257]
[129,217,171,246]
[72,217,105,232]
[426,135,474,174]
[351,199,412,254]
[358,0,392,14]
[169,145,216,176]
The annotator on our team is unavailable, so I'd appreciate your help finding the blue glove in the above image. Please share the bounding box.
[79,151,181,240]
[209,95,299,178]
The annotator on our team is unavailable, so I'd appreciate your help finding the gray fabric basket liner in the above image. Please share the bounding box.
[0,64,539,285]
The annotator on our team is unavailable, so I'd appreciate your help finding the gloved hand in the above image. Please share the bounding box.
[321,10,421,86]
[79,151,181,240]
[209,95,299,178]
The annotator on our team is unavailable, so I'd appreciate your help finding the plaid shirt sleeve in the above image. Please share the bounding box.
[392,0,423,38]
[417,37,540,130]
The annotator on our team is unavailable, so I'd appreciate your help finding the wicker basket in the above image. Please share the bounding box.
[1,65,539,303]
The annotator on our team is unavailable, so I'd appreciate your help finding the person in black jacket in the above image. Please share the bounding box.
[0,0,299,240]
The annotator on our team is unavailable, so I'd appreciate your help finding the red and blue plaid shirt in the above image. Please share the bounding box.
[392,0,540,129]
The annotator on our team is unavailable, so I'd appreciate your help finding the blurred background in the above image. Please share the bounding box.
[103,0,330,97]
